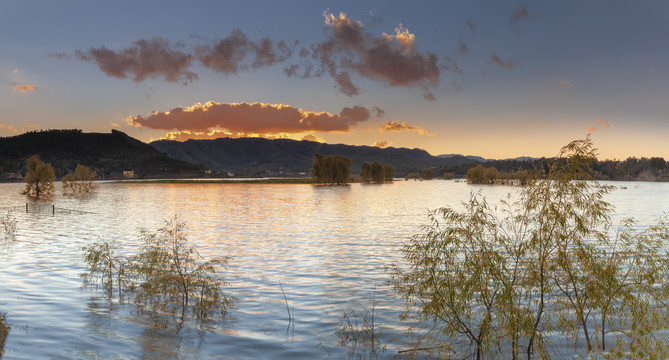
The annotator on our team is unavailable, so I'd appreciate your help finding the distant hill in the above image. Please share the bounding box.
[151,137,480,177]
[438,154,488,163]
[0,129,204,179]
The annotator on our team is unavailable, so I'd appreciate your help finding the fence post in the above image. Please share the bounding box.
[52,204,55,215]
[26,203,28,213]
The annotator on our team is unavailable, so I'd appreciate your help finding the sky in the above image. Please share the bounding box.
[1,1,668,160]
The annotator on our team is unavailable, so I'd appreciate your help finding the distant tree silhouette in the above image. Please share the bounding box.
[360,161,393,183]
[421,167,435,180]
[22,155,55,198]
[311,153,351,185]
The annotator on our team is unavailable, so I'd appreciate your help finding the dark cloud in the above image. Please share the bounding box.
[196,29,291,74]
[127,101,378,139]
[76,37,197,83]
[490,53,515,70]
[509,4,530,26]
[290,11,445,101]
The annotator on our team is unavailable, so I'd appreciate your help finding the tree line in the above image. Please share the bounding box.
[311,153,394,185]
[426,156,669,183]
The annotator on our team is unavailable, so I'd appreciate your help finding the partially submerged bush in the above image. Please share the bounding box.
[63,164,97,196]
[0,311,9,357]
[1,211,17,239]
[390,137,669,359]
[82,216,233,323]
[336,290,384,358]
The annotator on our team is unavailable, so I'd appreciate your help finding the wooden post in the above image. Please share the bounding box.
[26,203,28,213]
[52,204,55,215]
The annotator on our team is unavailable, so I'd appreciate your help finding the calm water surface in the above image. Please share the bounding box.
[0,180,668,359]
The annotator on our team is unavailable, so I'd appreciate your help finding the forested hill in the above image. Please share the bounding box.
[150,137,477,177]
[0,129,204,179]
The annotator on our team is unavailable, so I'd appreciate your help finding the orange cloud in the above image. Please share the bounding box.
[128,102,380,140]
[379,120,433,136]
[596,117,610,129]
[301,134,324,142]
[12,84,38,93]
[559,80,570,87]
[372,140,392,148]
[0,124,19,134]
[587,125,597,132]
[287,11,443,100]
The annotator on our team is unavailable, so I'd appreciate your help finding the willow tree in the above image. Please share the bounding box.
[311,153,351,185]
[63,164,98,195]
[390,137,669,359]
[22,155,55,198]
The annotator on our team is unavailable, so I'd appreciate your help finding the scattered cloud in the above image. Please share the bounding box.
[490,53,515,70]
[559,80,571,87]
[287,11,444,100]
[587,125,597,132]
[466,18,477,33]
[372,140,392,148]
[379,120,433,135]
[509,4,530,27]
[0,124,19,134]
[596,117,610,129]
[456,36,469,55]
[372,106,385,118]
[12,83,38,93]
[301,134,324,142]
[127,101,381,140]
[48,52,71,60]
[196,29,291,74]
[76,37,197,83]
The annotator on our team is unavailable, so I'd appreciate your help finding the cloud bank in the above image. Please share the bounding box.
[128,101,382,140]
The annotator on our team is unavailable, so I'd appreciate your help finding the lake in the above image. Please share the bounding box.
[1,180,668,359]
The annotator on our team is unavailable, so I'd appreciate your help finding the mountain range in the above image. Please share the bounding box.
[150,137,480,176]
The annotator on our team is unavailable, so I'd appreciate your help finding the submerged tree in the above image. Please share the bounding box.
[360,161,394,183]
[63,164,97,195]
[82,216,234,323]
[390,136,669,359]
[22,155,55,198]
[311,153,352,185]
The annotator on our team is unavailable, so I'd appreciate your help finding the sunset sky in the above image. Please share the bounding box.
[1,1,668,160]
